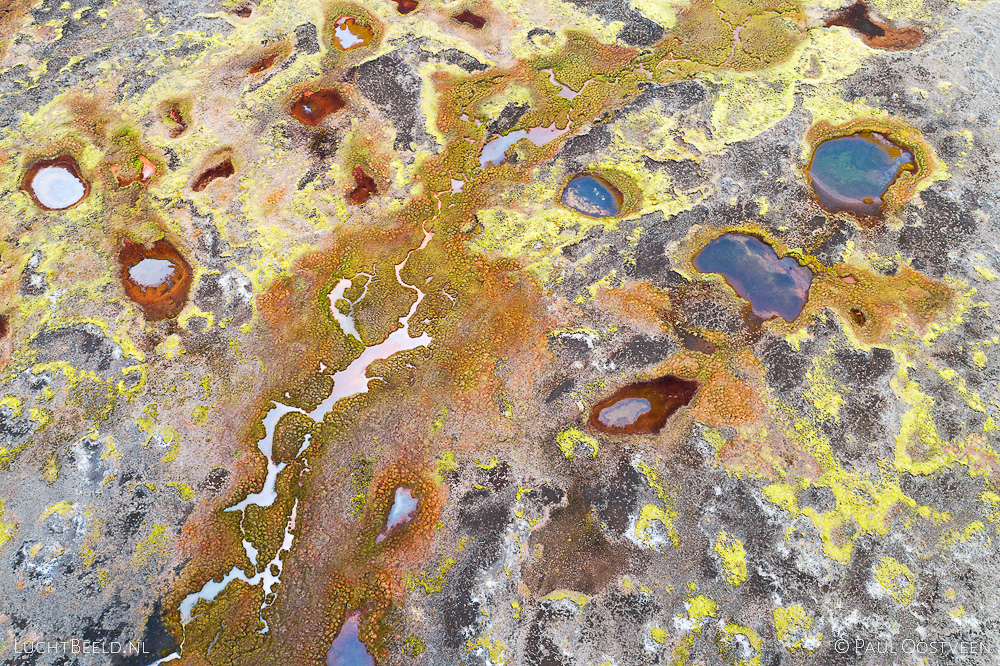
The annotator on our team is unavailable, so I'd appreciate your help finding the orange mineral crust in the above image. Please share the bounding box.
[118,239,193,320]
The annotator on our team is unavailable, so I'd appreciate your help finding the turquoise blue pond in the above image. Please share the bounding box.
[807,132,914,216]
[326,613,375,666]
[561,174,622,217]
[694,234,812,322]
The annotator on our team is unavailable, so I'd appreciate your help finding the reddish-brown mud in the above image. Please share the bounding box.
[192,159,235,191]
[347,166,377,205]
[391,0,418,14]
[249,53,279,74]
[826,1,923,49]
[453,10,486,28]
[289,89,346,126]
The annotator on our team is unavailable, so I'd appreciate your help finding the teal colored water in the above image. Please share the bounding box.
[693,234,812,322]
[807,132,915,216]
[326,613,375,666]
[561,174,621,217]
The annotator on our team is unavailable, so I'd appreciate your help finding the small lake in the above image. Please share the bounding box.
[479,124,569,168]
[807,132,915,216]
[561,173,622,217]
[693,234,812,322]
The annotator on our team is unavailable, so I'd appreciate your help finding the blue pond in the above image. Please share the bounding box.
[807,132,915,216]
[561,174,622,218]
[693,234,812,322]
[326,613,375,666]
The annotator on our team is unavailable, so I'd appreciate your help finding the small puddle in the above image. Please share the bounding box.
[347,166,377,205]
[118,239,193,320]
[22,155,89,210]
[561,173,622,217]
[328,274,372,343]
[807,131,915,217]
[376,487,419,543]
[249,53,279,74]
[110,155,156,188]
[453,9,486,28]
[290,89,346,126]
[129,258,176,288]
[826,0,923,49]
[597,397,651,428]
[167,106,188,137]
[391,0,418,13]
[588,375,698,435]
[192,159,235,192]
[179,499,299,633]
[333,17,373,51]
[479,123,570,168]
[326,613,375,666]
[693,234,812,322]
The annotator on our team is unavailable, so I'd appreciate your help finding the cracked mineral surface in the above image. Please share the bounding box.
[1,0,999,664]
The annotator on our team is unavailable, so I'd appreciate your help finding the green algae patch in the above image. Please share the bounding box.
[132,524,170,568]
[761,413,952,564]
[679,593,718,633]
[541,589,590,606]
[658,0,805,73]
[402,635,426,657]
[705,68,798,147]
[166,482,195,501]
